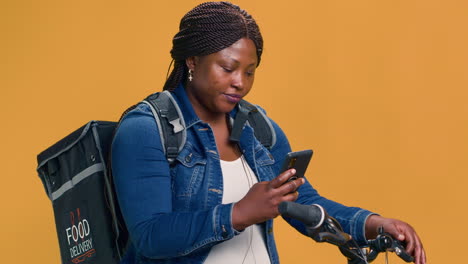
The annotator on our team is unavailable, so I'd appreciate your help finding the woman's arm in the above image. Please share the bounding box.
[268,117,426,263]
[267,117,375,245]
[111,106,237,259]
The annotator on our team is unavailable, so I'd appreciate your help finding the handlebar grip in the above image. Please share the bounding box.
[278,201,325,229]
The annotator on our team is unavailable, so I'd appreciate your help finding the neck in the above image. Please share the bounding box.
[192,105,227,125]
[185,84,230,125]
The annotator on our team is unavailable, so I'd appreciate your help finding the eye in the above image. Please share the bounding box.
[222,67,233,73]
[246,68,256,77]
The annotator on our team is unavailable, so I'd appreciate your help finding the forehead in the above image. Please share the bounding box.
[203,38,258,66]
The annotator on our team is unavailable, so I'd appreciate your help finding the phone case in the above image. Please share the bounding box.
[280,149,313,181]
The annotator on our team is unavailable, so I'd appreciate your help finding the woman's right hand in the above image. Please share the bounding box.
[232,168,305,230]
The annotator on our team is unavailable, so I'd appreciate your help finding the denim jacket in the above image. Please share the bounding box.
[111,84,375,264]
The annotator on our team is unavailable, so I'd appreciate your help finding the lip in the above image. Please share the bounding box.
[224,93,242,103]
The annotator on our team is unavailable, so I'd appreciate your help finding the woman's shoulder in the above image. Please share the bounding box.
[113,102,162,146]
[119,102,158,126]
[121,102,154,120]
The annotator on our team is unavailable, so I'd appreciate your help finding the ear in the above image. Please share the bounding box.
[185,56,197,71]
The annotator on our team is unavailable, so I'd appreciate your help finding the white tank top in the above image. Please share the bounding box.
[203,156,271,264]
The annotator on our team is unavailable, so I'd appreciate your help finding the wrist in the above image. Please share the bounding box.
[232,202,249,231]
[365,214,384,239]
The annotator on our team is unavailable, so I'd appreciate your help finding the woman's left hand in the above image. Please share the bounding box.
[365,215,426,264]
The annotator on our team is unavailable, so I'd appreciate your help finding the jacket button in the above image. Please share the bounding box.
[185,154,192,163]
[222,225,228,238]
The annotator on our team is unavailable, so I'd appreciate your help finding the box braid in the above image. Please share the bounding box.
[163,1,263,91]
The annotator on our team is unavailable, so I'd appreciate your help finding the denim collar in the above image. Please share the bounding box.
[171,83,201,129]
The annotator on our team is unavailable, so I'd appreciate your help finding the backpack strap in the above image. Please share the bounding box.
[143,92,275,163]
[230,100,276,149]
[142,91,186,164]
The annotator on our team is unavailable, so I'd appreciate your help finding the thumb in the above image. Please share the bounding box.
[396,233,405,241]
[384,222,405,241]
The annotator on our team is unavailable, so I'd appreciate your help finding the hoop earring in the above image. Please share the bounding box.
[188,69,193,82]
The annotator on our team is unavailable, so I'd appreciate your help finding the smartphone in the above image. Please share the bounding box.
[280,149,313,182]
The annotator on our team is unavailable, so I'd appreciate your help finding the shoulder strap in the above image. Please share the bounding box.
[142,91,186,164]
[229,100,276,149]
[143,93,275,163]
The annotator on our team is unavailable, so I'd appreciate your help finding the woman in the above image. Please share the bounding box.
[112,2,426,263]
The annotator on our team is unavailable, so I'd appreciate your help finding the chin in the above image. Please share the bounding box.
[217,102,237,114]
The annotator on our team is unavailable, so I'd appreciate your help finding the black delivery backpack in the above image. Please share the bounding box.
[36,91,275,264]
[37,121,127,264]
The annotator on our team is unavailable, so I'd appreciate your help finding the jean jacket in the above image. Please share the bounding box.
[111,84,375,264]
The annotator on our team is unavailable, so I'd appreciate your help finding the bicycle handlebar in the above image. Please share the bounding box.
[279,202,414,263]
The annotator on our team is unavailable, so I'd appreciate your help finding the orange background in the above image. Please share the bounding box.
[2,0,467,263]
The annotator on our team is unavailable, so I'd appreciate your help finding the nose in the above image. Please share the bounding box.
[231,71,244,90]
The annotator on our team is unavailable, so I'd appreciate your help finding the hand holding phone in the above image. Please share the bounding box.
[280,149,313,182]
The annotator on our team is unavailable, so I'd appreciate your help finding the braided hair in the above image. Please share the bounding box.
[163,1,263,91]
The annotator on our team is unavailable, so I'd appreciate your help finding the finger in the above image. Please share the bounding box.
[277,177,305,194]
[413,233,425,264]
[413,243,422,264]
[414,243,422,264]
[282,191,299,202]
[401,227,416,255]
[384,222,404,241]
[269,168,296,188]
[421,246,427,264]
[391,226,416,263]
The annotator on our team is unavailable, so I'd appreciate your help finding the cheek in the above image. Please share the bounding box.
[244,77,255,93]
[208,70,227,90]
[192,70,212,92]
[248,76,255,88]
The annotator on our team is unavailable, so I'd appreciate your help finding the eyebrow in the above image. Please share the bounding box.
[223,56,257,67]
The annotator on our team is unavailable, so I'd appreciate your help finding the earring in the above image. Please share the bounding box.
[188,69,193,82]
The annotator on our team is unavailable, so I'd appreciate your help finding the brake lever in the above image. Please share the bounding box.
[392,238,414,262]
[308,216,352,246]
[367,227,414,263]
